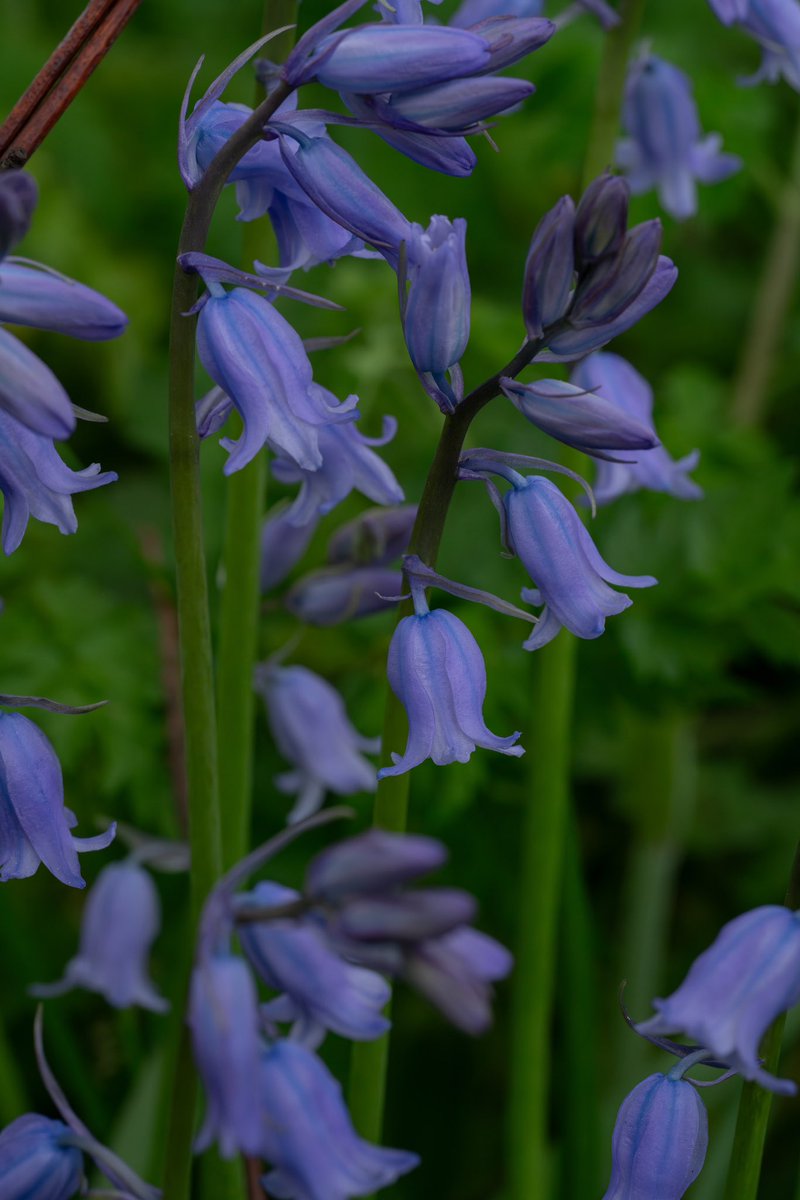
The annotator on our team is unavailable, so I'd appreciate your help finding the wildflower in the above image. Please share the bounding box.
[522,195,576,339]
[569,219,662,326]
[285,564,402,625]
[189,952,264,1157]
[260,503,319,593]
[500,376,657,457]
[0,171,38,261]
[327,503,417,566]
[402,216,471,412]
[617,54,740,219]
[636,905,800,1094]
[258,1040,419,1197]
[32,861,167,1012]
[602,1073,708,1200]
[709,0,800,91]
[0,1114,84,1200]
[237,880,391,1044]
[272,410,404,527]
[0,712,115,888]
[0,262,127,340]
[573,172,629,265]
[570,352,702,502]
[403,925,513,1034]
[196,286,357,474]
[378,581,523,777]
[255,663,378,823]
[0,406,117,554]
[451,0,544,24]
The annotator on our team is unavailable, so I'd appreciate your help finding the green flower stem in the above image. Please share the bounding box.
[161,77,294,1200]
[216,0,298,872]
[581,0,648,186]
[509,629,577,1200]
[731,100,800,427]
[725,841,800,1200]
[347,338,544,1147]
[612,715,696,1097]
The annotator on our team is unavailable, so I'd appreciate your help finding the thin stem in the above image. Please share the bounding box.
[581,0,648,188]
[724,842,800,1200]
[731,100,800,427]
[508,630,577,1200]
[0,0,143,169]
[161,77,293,1200]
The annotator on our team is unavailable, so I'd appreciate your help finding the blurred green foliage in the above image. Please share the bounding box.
[1,0,799,1197]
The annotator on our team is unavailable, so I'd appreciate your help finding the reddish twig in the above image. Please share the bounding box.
[0,0,142,168]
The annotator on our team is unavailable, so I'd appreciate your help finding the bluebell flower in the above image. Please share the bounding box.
[32,861,167,1012]
[402,216,471,412]
[522,196,576,339]
[342,92,478,176]
[327,504,417,566]
[290,23,491,93]
[0,712,115,887]
[261,503,319,593]
[189,952,265,1157]
[570,352,702,503]
[237,880,390,1045]
[498,472,656,648]
[368,75,535,132]
[404,926,513,1034]
[306,828,448,902]
[272,411,404,526]
[258,1040,419,1197]
[451,0,544,24]
[286,565,402,626]
[0,171,38,261]
[574,172,629,265]
[602,1074,708,1200]
[0,1114,84,1200]
[617,54,741,220]
[636,905,800,1094]
[196,286,358,473]
[0,406,117,554]
[274,128,412,266]
[0,262,127,340]
[378,588,523,777]
[569,219,662,327]
[710,0,800,90]
[500,376,657,457]
[255,662,378,823]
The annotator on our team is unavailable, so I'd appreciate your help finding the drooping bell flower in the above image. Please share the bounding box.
[237,880,391,1045]
[0,712,115,888]
[403,925,513,1035]
[707,0,800,91]
[260,503,319,593]
[196,285,357,474]
[31,861,167,1012]
[327,504,417,566]
[0,1115,84,1200]
[522,195,576,340]
[378,575,523,778]
[402,215,471,412]
[272,409,404,527]
[189,952,265,1157]
[342,92,479,176]
[258,1040,419,1197]
[602,1073,708,1200]
[306,828,449,902]
[636,905,800,1094]
[570,352,702,502]
[285,565,402,626]
[617,54,741,220]
[0,171,38,261]
[569,219,662,327]
[500,376,657,457]
[0,262,127,340]
[0,406,117,554]
[573,172,629,265]
[255,662,378,823]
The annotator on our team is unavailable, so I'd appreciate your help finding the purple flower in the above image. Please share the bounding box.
[258,1040,419,1197]
[712,0,800,90]
[404,926,513,1034]
[402,216,471,411]
[260,504,319,593]
[570,353,702,502]
[0,1114,84,1200]
[342,92,478,176]
[522,196,576,339]
[286,565,402,626]
[189,952,264,1157]
[32,861,167,1012]
[0,172,38,261]
[500,376,657,457]
[0,406,117,554]
[272,411,404,526]
[306,829,448,902]
[602,1074,708,1200]
[327,504,417,566]
[385,75,535,130]
[379,599,523,778]
[574,172,629,265]
[237,880,390,1044]
[452,0,544,24]
[617,55,741,220]
[500,474,656,648]
[0,262,127,341]
[569,219,662,327]
[0,712,115,888]
[636,906,800,1094]
[196,286,357,474]
[255,663,378,823]
[293,23,491,93]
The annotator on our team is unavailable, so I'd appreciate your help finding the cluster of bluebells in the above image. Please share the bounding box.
[189,824,511,1192]
[602,904,800,1197]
